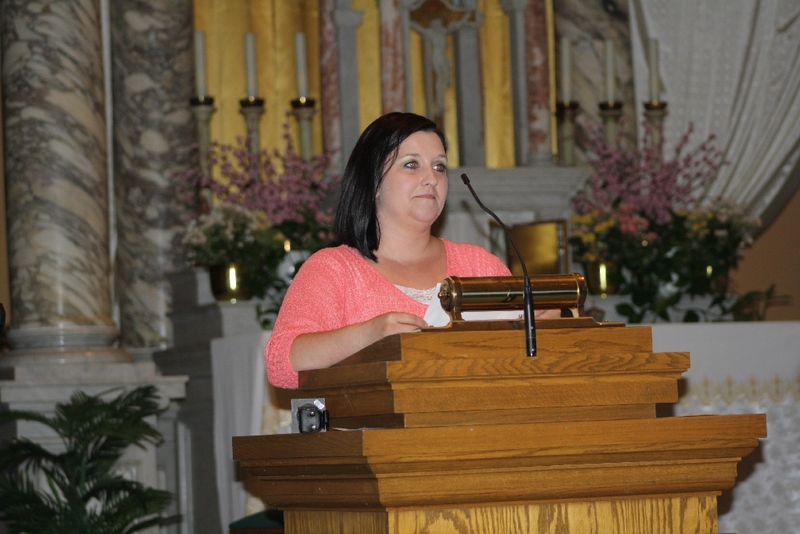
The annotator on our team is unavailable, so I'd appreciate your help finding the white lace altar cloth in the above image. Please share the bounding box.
[676,396,800,534]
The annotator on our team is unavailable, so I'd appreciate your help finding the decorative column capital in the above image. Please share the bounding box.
[332,6,364,28]
[500,0,529,13]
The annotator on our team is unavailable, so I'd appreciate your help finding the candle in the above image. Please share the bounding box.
[294,32,309,98]
[245,33,257,97]
[648,38,660,101]
[604,39,615,103]
[561,37,571,102]
[194,31,207,97]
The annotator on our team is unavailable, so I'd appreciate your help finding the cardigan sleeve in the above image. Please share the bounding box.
[444,241,511,277]
[265,250,350,389]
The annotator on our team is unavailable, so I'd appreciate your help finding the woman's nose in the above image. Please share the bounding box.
[420,165,436,185]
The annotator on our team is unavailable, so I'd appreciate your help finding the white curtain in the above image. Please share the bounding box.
[211,331,297,531]
[211,332,269,532]
[630,0,800,225]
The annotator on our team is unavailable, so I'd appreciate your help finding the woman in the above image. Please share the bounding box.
[266,112,543,389]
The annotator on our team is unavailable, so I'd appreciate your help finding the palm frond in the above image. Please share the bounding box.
[0,386,175,534]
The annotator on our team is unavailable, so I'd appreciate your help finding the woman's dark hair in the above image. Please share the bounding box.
[334,112,447,261]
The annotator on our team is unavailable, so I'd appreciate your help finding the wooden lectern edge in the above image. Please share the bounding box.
[232,414,766,512]
[300,352,689,394]
[233,413,767,462]
[324,317,643,370]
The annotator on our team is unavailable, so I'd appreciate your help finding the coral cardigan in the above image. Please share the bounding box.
[265,240,510,388]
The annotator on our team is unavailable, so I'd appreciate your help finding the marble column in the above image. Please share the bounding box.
[453,0,486,167]
[500,0,530,166]
[320,0,343,169]
[525,0,553,164]
[379,0,408,114]
[331,0,364,165]
[1,0,127,363]
[109,0,196,352]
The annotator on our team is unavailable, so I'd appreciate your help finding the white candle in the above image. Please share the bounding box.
[604,39,615,102]
[245,33,257,97]
[194,31,207,97]
[561,37,571,102]
[294,32,309,98]
[648,38,660,101]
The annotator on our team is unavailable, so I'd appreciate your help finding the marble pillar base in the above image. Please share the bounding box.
[0,346,132,367]
[2,324,130,366]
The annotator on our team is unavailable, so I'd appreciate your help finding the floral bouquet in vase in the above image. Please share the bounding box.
[178,123,341,321]
[570,122,760,323]
[182,203,286,301]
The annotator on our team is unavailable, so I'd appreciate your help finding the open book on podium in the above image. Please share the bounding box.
[233,275,766,534]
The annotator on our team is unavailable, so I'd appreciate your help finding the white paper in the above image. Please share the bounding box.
[424,284,524,327]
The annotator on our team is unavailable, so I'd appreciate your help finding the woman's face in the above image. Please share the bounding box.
[375,131,448,231]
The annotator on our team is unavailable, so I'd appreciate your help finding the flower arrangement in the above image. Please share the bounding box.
[177,123,341,315]
[182,203,285,298]
[570,122,761,323]
[179,125,340,253]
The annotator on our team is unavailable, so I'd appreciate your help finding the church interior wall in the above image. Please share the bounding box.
[0,2,798,533]
[0,0,798,331]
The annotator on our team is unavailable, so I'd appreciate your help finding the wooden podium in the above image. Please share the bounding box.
[233,318,765,534]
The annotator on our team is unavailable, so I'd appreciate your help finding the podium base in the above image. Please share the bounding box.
[285,496,717,534]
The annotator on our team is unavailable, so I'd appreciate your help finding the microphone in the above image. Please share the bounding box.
[460,173,536,357]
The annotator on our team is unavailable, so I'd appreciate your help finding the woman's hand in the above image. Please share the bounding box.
[289,312,428,373]
[362,312,428,340]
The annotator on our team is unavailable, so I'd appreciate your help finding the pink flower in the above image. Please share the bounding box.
[571,120,726,238]
[175,123,341,250]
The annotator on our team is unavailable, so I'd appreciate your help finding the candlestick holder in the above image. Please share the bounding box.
[643,100,668,150]
[556,101,580,166]
[291,97,316,161]
[190,95,216,213]
[599,101,623,145]
[240,96,265,156]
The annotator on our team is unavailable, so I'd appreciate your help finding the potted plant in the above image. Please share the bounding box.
[182,203,286,302]
[570,122,761,322]
[0,386,178,534]
[177,123,341,322]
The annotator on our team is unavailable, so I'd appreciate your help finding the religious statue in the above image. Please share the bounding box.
[409,0,479,129]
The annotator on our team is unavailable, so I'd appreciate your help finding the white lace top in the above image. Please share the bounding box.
[395,284,438,304]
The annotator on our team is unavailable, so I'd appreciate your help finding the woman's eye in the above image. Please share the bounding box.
[434,163,447,173]
[404,160,419,169]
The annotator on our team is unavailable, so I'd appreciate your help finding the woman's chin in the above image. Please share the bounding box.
[410,209,444,228]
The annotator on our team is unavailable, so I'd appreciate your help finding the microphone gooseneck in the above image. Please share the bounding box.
[460,173,537,357]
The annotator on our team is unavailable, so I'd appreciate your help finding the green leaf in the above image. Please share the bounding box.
[683,310,700,322]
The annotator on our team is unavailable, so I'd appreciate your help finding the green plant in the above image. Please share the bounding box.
[0,386,178,534]
[721,283,791,321]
